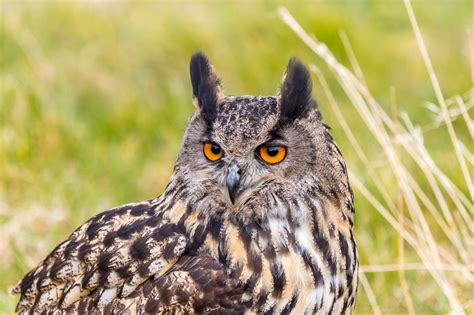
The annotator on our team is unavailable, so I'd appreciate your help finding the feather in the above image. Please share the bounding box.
[189,52,223,126]
[278,57,316,126]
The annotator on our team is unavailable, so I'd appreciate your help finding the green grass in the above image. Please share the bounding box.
[1,1,472,313]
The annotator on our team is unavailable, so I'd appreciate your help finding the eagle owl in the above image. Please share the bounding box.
[13,53,358,314]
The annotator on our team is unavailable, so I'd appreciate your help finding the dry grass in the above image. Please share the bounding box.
[280,2,473,314]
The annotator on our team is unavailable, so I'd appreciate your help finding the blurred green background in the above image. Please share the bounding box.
[0,0,472,313]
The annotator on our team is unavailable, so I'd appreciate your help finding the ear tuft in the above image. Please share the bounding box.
[278,57,316,125]
[190,52,222,126]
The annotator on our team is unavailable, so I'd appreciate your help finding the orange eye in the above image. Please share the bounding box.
[203,142,224,161]
[258,145,287,164]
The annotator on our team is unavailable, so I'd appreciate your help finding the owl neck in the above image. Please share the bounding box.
[157,174,358,313]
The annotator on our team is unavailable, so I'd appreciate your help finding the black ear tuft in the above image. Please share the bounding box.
[278,57,316,125]
[190,52,222,126]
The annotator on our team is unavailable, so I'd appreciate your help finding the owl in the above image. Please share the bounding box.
[13,53,358,314]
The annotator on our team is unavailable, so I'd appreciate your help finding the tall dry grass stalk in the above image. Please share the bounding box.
[279,2,473,314]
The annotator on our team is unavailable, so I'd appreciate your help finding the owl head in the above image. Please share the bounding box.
[172,53,348,220]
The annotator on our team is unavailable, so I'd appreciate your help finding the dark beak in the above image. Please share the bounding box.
[226,164,240,204]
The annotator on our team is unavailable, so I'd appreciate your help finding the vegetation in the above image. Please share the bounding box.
[1,1,472,313]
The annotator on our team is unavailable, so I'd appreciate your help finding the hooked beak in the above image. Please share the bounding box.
[226,164,241,204]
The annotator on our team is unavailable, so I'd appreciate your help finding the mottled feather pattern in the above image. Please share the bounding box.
[13,199,189,313]
[64,255,245,315]
[14,53,358,314]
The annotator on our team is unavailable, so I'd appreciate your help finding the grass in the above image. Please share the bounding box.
[279,4,473,312]
[1,1,472,313]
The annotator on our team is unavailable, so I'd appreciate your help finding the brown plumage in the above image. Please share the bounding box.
[13,53,358,314]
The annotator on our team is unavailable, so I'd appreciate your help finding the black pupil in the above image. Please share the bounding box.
[210,144,221,155]
[266,146,279,157]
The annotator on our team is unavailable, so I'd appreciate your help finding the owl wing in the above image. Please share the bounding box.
[67,255,246,314]
[13,199,243,313]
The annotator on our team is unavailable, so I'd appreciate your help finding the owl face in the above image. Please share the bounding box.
[175,53,328,211]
